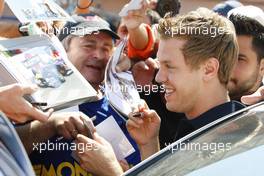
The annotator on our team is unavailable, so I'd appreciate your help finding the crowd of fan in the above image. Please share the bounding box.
[1,0,264,175]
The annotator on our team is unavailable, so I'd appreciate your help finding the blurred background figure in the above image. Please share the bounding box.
[227,5,264,102]
[155,0,181,17]
[213,0,243,17]
[0,0,21,38]
[149,0,158,10]
[0,0,4,16]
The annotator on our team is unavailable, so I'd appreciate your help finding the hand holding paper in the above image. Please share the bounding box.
[119,0,149,30]
[105,38,141,117]
[74,133,124,176]
[119,0,143,17]
[0,84,53,123]
[0,35,97,112]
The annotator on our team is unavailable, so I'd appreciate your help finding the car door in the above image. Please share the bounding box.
[124,102,264,176]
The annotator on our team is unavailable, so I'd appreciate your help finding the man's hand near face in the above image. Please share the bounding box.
[116,56,159,88]
[132,57,159,86]
[241,86,264,105]
[115,53,132,73]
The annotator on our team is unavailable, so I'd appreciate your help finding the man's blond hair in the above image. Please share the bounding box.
[158,8,238,85]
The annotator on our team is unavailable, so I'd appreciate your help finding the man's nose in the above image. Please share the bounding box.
[90,47,106,60]
[155,68,167,84]
[230,67,239,80]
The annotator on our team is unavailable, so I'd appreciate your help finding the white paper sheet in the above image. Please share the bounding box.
[105,38,141,117]
[5,0,74,23]
[96,116,135,160]
[119,0,142,17]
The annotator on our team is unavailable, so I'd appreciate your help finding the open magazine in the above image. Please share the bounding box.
[0,35,97,111]
[5,0,74,23]
[105,38,141,117]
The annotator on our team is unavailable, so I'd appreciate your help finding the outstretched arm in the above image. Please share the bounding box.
[16,112,95,154]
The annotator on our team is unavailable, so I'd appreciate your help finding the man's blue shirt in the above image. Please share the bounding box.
[30,97,140,176]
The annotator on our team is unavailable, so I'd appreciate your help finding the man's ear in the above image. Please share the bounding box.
[259,59,264,76]
[202,57,219,82]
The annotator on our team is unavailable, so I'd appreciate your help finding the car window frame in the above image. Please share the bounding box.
[124,101,264,175]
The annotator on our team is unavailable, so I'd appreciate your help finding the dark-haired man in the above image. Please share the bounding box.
[227,6,264,102]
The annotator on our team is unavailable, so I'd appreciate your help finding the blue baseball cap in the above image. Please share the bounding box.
[58,15,120,41]
[213,0,243,17]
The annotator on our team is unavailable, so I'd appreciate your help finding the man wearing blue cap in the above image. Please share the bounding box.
[213,0,243,17]
[27,15,141,176]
